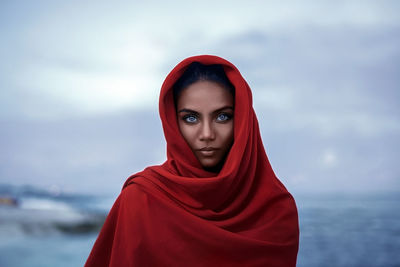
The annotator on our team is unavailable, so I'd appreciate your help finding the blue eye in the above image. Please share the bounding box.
[216,113,232,122]
[183,115,198,123]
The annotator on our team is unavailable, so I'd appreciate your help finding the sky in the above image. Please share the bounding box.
[0,0,399,196]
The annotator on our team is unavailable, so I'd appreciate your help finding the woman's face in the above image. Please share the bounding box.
[176,80,234,172]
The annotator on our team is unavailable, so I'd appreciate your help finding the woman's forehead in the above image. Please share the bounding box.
[176,81,234,110]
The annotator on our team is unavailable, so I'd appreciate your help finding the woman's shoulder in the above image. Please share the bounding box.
[120,179,148,202]
[119,174,175,213]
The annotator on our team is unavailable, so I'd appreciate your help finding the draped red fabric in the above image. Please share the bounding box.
[85,55,299,267]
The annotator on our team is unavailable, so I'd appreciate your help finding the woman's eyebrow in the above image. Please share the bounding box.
[178,106,233,114]
[213,106,234,113]
[178,108,199,114]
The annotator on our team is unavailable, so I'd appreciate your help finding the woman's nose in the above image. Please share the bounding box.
[199,120,215,141]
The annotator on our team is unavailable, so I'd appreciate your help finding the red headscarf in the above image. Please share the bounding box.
[85,55,299,267]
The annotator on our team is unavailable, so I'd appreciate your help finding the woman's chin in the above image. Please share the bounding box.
[199,160,224,173]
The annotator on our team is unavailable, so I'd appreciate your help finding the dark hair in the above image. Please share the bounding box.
[173,62,235,105]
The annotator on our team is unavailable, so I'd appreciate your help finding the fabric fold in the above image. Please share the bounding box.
[85,55,299,267]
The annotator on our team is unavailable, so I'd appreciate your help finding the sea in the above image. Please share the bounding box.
[0,184,399,267]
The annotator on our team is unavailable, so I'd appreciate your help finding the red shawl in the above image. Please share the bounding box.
[85,55,299,267]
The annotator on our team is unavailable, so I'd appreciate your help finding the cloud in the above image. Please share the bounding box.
[1,0,399,194]
[0,110,165,194]
[2,0,400,119]
[208,24,400,139]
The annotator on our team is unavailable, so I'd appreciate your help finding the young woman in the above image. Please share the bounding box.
[85,55,299,267]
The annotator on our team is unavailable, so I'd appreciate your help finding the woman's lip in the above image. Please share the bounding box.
[198,147,218,151]
[197,147,218,156]
[198,150,216,157]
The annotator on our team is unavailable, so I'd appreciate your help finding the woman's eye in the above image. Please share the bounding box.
[183,115,197,123]
[216,113,232,122]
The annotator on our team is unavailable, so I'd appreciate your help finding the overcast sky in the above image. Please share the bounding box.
[1,0,399,196]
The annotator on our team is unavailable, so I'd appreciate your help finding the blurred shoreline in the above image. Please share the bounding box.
[0,184,109,236]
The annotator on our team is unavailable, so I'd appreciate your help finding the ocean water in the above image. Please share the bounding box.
[296,192,400,267]
[0,184,399,267]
